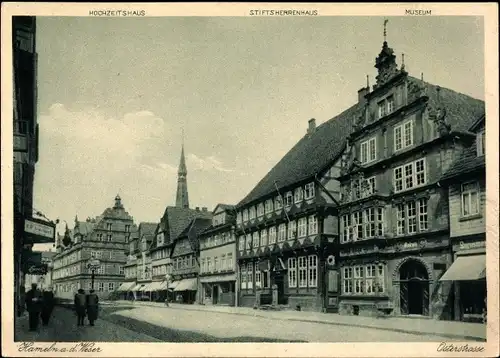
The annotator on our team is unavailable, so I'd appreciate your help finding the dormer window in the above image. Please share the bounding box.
[386,95,395,114]
[378,101,387,119]
[294,187,303,203]
[285,192,293,207]
[157,233,164,247]
[378,96,394,119]
[477,130,485,156]
[275,196,283,211]
[304,183,315,200]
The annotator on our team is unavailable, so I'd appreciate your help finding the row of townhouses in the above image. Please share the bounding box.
[50,35,486,322]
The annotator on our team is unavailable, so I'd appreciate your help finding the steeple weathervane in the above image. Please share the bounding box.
[383,18,388,42]
[374,18,399,87]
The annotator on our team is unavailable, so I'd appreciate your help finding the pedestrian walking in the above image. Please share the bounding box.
[86,289,99,326]
[25,283,43,331]
[74,289,86,326]
[40,287,55,326]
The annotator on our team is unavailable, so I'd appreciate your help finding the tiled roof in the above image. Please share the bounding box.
[237,104,359,208]
[150,207,213,249]
[75,221,94,236]
[441,146,485,181]
[178,217,213,239]
[237,76,484,209]
[214,204,235,212]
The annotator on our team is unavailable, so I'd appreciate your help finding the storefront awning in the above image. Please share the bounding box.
[168,281,179,289]
[158,281,169,290]
[174,278,198,291]
[130,283,143,291]
[137,283,151,292]
[148,281,164,291]
[439,254,486,281]
[117,281,136,292]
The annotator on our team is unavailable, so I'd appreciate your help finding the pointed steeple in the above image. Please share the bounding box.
[175,139,190,209]
[374,19,400,87]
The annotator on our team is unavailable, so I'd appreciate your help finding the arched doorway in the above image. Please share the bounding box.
[399,259,430,316]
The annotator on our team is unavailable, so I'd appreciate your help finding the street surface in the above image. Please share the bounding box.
[15,303,486,342]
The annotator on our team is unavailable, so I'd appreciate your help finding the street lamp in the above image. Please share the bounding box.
[87,259,101,290]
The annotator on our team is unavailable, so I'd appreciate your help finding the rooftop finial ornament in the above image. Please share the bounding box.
[383,18,389,42]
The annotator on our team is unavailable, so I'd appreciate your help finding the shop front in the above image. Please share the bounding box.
[200,273,237,306]
[173,277,198,304]
[116,281,136,300]
[440,238,486,322]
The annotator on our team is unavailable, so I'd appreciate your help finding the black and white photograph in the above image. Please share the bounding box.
[2,2,498,357]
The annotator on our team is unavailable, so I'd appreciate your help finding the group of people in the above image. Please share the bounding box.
[74,288,99,326]
[24,283,55,331]
[24,283,100,331]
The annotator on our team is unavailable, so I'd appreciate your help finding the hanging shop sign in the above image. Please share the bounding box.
[27,263,48,275]
[24,217,56,243]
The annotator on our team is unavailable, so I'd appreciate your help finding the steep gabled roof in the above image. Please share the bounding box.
[441,146,485,182]
[237,75,485,209]
[171,217,212,256]
[237,104,359,208]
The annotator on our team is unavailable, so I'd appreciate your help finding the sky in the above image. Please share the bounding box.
[32,16,484,250]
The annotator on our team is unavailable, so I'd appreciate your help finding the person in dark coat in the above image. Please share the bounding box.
[74,289,86,326]
[85,289,99,326]
[25,283,43,331]
[40,287,55,326]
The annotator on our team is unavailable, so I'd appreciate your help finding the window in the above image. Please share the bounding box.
[265,200,273,213]
[288,221,297,240]
[214,257,219,271]
[278,224,286,242]
[365,265,376,294]
[397,204,406,236]
[354,266,364,294]
[285,192,293,207]
[386,95,395,114]
[294,187,303,203]
[97,233,103,241]
[477,130,485,156]
[394,120,413,151]
[125,225,130,232]
[352,212,363,240]
[360,137,377,164]
[119,266,124,275]
[260,229,268,246]
[255,270,262,289]
[298,256,307,287]
[275,196,283,211]
[108,282,115,291]
[240,265,247,290]
[363,176,376,197]
[393,158,426,192]
[91,251,97,259]
[157,233,164,247]
[107,234,112,242]
[98,282,104,292]
[237,212,242,225]
[308,255,318,288]
[308,216,318,235]
[238,236,245,250]
[378,101,387,119]
[297,217,307,238]
[304,183,315,200]
[106,223,112,231]
[377,208,384,236]
[288,258,297,288]
[242,210,248,222]
[252,231,260,248]
[268,227,276,244]
[341,214,351,243]
[462,182,480,217]
[200,258,206,273]
[207,257,212,272]
[343,267,353,294]
[246,234,252,250]
[363,208,375,238]
[249,207,256,220]
[262,270,269,288]
[247,263,253,290]
[257,203,264,217]
[227,253,233,269]
[407,201,417,234]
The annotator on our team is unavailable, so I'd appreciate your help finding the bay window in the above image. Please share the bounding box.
[377,208,384,236]
[363,208,376,238]
[394,120,413,152]
[343,264,386,295]
[352,212,362,240]
[461,182,480,217]
[396,198,429,236]
[360,137,377,164]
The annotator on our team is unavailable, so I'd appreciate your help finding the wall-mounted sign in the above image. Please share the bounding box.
[458,241,485,251]
[24,218,56,243]
[27,263,48,275]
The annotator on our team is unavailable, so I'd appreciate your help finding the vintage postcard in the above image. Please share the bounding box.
[1,2,498,357]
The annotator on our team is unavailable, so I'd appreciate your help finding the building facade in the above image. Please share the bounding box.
[439,116,486,322]
[13,16,56,318]
[52,195,136,300]
[126,222,157,300]
[199,204,237,306]
[335,39,485,318]
[170,217,212,304]
[235,113,354,312]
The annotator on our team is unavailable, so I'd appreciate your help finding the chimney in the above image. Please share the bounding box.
[195,207,200,211]
[202,207,207,212]
[307,118,316,134]
[358,87,369,105]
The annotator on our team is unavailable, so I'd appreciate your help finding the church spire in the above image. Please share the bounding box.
[175,139,189,209]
